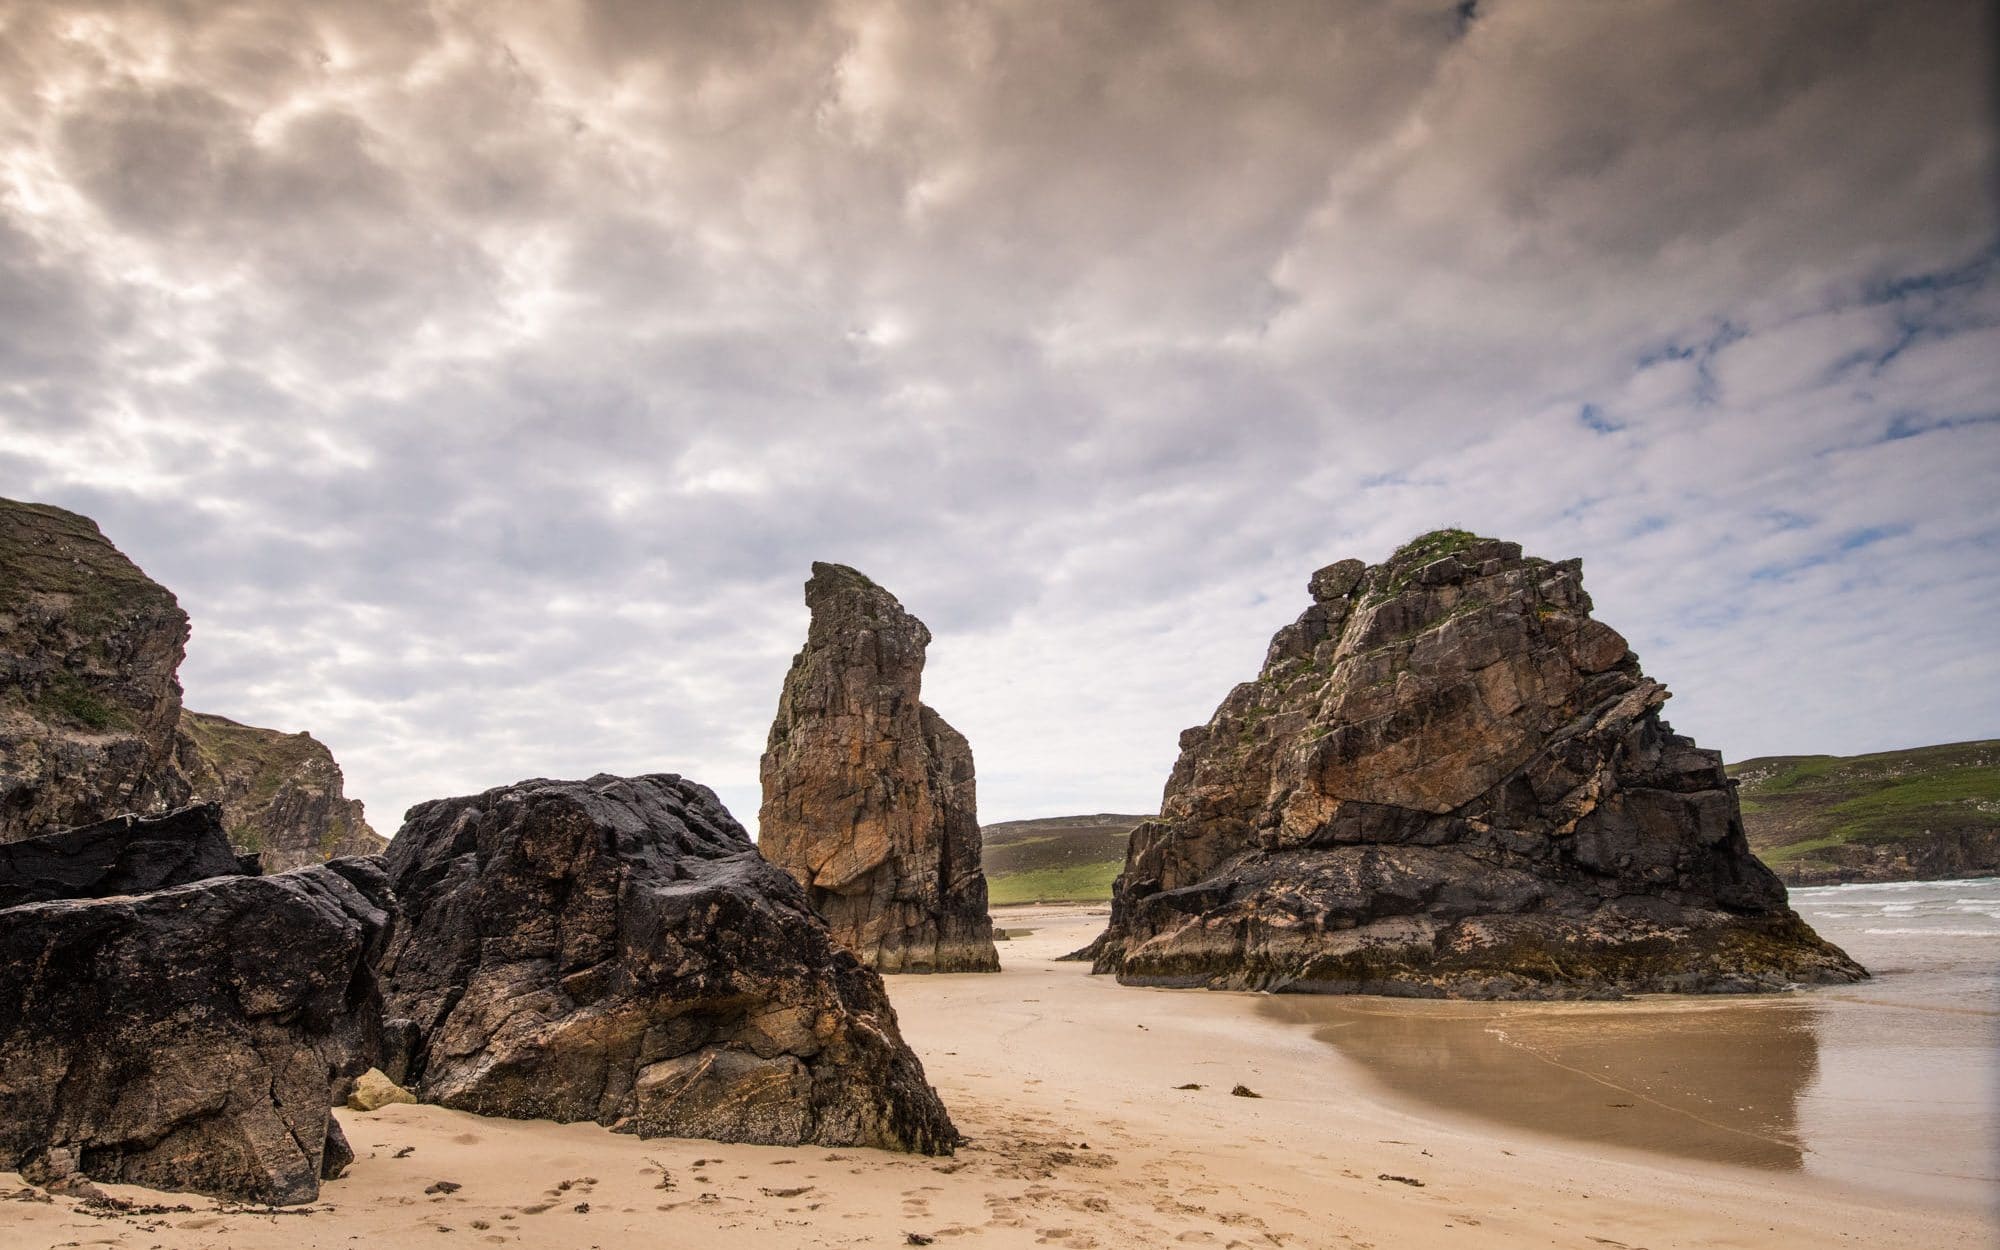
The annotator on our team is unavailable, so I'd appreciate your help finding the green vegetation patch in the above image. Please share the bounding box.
[36,672,127,731]
[982,813,1146,904]
[1731,740,2000,862]
[987,860,1124,906]
[1390,527,1485,566]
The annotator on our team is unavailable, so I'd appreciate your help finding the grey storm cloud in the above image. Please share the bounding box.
[1,0,1995,831]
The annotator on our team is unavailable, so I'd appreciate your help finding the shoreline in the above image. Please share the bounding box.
[2,901,1990,1248]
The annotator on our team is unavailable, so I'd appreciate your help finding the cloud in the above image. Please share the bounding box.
[0,0,1995,831]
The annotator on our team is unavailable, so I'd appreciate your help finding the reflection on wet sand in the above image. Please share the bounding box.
[1258,994,1821,1170]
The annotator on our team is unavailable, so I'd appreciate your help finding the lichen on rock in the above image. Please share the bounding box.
[758,563,1000,973]
[1084,531,1865,999]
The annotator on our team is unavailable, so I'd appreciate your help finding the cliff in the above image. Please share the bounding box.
[0,498,191,839]
[174,710,383,870]
[0,497,380,867]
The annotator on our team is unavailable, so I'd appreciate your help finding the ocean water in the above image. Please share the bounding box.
[1260,876,2000,1212]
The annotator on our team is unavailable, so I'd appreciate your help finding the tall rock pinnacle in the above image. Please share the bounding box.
[759,563,1000,973]
[1085,530,1864,998]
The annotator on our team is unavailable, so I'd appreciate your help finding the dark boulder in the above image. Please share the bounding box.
[377,773,958,1154]
[0,802,246,909]
[1085,530,1866,998]
[0,859,393,1203]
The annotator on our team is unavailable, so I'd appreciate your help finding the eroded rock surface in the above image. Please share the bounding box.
[175,711,384,871]
[0,802,245,909]
[0,859,393,1203]
[0,499,191,841]
[1086,530,1864,998]
[759,563,999,973]
[377,772,958,1154]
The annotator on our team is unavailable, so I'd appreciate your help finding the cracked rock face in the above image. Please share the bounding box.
[377,773,958,1154]
[0,859,393,1203]
[1085,531,1865,999]
[758,563,999,973]
[0,802,246,910]
[0,499,191,841]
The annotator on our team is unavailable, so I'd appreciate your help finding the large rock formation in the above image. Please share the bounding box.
[0,858,393,1203]
[0,499,191,840]
[758,563,999,973]
[377,773,958,1154]
[1086,530,1865,999]
[0,802,245,909]
[175,711,384,870]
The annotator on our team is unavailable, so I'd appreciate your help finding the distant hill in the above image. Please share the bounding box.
[981,813,1149,905]
[1731,740,2000,885]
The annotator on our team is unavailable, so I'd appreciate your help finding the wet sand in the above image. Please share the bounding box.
[1259,879,2000,1214]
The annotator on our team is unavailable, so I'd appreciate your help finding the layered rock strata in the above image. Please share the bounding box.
[0,499,191,840]
[0,858,393,1203]
[175,711,384,870]
[1086,530,1865,998]
[759,563,999,973]
[377,773,958,1154]
[0,802,245,909]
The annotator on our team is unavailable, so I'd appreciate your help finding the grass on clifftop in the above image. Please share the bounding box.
[178,711,328,805]
[1391,527,1485,565]
[0,498,180,634]
[1731,740,2000,864]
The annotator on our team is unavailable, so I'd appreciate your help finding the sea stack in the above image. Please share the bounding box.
[759,563,1000,973]
[1086,530,1865,998]
[376,773,959,1154]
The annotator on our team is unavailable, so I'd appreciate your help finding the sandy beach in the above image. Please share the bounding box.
[3,902,1992,1249]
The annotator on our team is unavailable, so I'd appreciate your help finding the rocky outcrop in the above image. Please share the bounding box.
[1086,530,1864,999]
[174,711,384,871]
[0,858,393,1203]
[0,499,190,841]
[0,802,245,909]
[758,563,999,973]
[377,773,958,1154]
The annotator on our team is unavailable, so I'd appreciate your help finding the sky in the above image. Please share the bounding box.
[2,0,1997,835]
